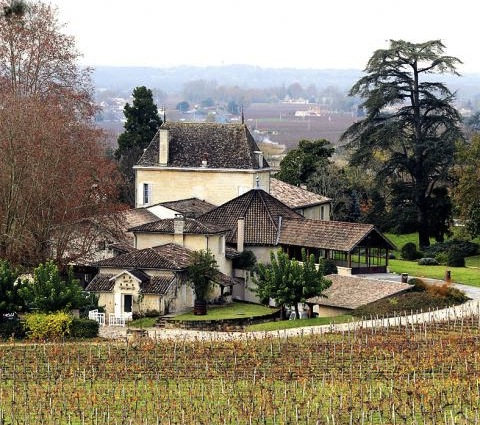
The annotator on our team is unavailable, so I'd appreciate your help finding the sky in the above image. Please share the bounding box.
[51,0,480,73]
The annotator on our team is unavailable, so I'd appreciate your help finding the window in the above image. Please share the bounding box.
[143,183,152,205]
[219,235,225,254]
[321,206,325,220]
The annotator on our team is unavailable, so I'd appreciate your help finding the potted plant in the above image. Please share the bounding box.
[187,250,220,315]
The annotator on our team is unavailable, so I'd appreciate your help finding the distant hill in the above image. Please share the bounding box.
[92,65,363,93]
[92,65,480,102]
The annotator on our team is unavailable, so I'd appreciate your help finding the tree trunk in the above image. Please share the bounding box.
[193,300,207,315]
[418,206,430,250]
[294,303,300,320]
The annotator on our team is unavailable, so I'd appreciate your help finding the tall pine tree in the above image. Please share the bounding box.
[116,86,162,205]
[341,40,463,248]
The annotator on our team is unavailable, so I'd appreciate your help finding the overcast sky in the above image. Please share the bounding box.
[51,0,479,73]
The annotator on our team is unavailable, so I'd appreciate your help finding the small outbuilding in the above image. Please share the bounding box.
[306,274,411,317]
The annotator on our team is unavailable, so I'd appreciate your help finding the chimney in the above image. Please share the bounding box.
[254,150,264,168]
[173,214,185,246]
[159,129,169,166]
[237,217,245,253]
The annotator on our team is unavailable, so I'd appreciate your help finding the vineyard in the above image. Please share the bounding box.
[2,314,480,424]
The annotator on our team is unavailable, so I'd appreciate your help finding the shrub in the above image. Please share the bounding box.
[417,257,439,265]
[233,250,257,270]
[319,258,338,275]
[132,310,160,320]
[0,317,25,340]
[24,312,73,340]
[70,318,99,338]
[435,252,448,265]
[447,246,465,267]
[407,278,428,292]
[424,239,479,258]
[401,242,422,260]
[426,283,468,303]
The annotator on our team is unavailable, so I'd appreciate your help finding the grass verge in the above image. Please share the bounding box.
[127,316,159,328]
[245,314,353,332]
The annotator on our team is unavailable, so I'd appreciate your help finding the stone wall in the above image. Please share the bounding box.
[164,310,280,332]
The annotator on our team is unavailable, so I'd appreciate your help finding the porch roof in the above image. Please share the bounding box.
[278,219,395,252]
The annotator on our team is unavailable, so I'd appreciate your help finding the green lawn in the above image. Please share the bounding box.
[466,255,480,268]
[245,314,353,332]
[388,259,480,286]
[384,232,480,286]
[170,302,278,321]
[127,316,158,328]
[384,232,432,255]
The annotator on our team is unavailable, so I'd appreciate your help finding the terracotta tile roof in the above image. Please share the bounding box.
[199,189,303,246]
[129,217,228,235]
[307,274,411,309]
[270,178,331,209]
[108,208,159,246]
[278,218,395,252]
[92,243,193,270]
[157,198,217,218]
[215,273,243,287]
[141,275,175,294]
[108,243,137,255]
[85,272,175,295]
[85,274,114,292]
[127,269,149,282]
[121,208,159,228]
[136,122,269,169]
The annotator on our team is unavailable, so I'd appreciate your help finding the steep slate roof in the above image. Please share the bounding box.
[157,198,217,218]
[92,243,193,270]
[307,274,411,310]
[199,189,303,246]
[85,272,175,295]
[136,122,269,169]
[270,178,331,209]
[129,217,228,235]
[278,219,396,252]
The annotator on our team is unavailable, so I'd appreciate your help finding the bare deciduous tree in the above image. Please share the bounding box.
[0,1,122,266]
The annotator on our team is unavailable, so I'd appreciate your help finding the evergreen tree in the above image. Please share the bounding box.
[342,40,463,248]
[20,261,86,313]
[116,86,162,205]
[0,259,27,318]
[275,139,334,187]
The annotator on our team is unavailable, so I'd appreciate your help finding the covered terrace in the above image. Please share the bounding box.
[278,219,396,274]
